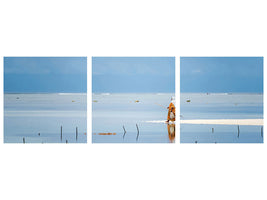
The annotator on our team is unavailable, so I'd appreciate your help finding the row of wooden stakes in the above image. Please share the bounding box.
[22,126,80,143]
[123,124,139,141]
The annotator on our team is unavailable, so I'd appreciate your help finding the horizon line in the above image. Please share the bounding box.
[4,92,87,94]
[180,92,263,94]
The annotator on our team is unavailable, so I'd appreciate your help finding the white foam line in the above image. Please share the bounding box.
[145,120,176,124]
[180,119,263,126]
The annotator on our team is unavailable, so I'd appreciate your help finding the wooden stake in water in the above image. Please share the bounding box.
[212,128,214,133]
[261,126,263,138]
[61,126,63,141]
[66,140,68,144]
[237,125,240,138]
[23,137,25,144]
[76,127,78,141]
[136,124,139,141]
[123,125,126,139]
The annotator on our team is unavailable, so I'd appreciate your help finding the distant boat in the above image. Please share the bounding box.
[186,99,191,102]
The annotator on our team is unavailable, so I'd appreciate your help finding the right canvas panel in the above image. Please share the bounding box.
[180,57,263,143]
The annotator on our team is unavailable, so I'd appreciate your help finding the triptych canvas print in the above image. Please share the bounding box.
[3,57,264,143]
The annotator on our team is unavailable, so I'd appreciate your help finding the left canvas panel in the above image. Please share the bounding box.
[4,57,87,143]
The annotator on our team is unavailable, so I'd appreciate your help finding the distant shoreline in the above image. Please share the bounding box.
[180,92,263,95]
[4,92,87,94]
[92,92,175,94]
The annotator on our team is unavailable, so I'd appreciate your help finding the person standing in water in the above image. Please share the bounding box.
[167,97,175,122]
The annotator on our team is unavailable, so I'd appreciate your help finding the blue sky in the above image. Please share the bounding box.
[92,57,175,93]
[4,57,87,93]
[180,57,263,93]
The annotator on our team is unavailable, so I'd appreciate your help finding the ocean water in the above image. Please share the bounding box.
[4,93,87,143]
[180,93,263,143]
[92,93,175,143]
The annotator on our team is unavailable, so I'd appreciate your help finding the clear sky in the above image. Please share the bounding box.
[180,57,263,93]
[4,57,87,93]
[92,57,175,93]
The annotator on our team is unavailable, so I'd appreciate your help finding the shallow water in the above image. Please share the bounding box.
[180,93,263,143]
[4,93,87,143]
[92,93,175,143]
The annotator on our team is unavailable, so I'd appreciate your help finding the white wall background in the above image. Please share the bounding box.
[0,0,266,200]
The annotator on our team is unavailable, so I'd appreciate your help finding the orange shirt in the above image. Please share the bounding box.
[167,102,176,121]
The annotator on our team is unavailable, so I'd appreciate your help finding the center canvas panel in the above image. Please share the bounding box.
[92,57,175,143]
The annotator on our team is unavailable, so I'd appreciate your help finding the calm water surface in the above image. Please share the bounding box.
[92,93,175,143]
[180,93,263,143]
[4,93,87,143]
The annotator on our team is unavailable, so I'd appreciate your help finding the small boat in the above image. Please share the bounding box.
[186,99,191,102]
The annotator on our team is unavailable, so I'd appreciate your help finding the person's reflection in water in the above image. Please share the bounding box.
[167,123,175,143]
